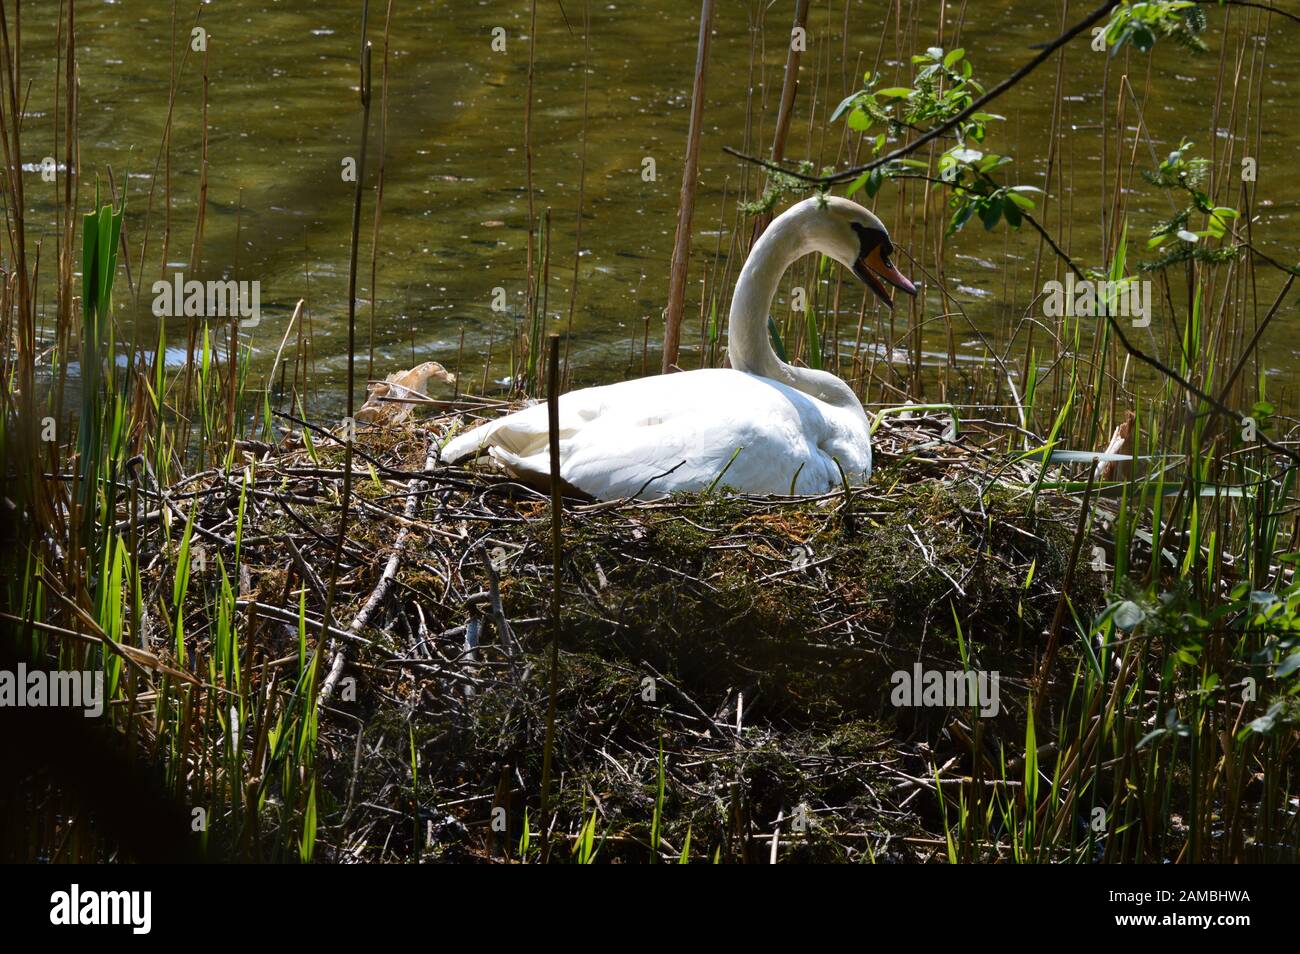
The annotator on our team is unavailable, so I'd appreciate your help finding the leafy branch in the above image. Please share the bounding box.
[1139,139,1242,272]
[829,47,1041,237]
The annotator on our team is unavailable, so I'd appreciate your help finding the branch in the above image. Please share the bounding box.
[724,0,1122,186]
[1195,0,1300,26]
[720,0,1300,468]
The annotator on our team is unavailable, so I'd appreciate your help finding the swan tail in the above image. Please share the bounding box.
[440,421,494,463]
[441,407,596,497]
[440,403,557,464]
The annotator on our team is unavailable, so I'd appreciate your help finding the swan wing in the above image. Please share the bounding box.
[442,369,867,499]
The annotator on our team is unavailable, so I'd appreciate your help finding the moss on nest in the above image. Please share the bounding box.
[160,409,1103,862]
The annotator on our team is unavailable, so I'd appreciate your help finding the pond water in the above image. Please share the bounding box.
[19,0,1300,414]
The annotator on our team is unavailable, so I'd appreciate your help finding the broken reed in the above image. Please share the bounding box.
[538,333,564,860]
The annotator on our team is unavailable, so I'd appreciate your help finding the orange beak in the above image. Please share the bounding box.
[853,244,917,308]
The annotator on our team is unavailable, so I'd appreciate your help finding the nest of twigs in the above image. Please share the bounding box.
[150,398,1101,862]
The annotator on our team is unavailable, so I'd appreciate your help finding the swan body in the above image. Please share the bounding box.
[442,196,916,500]
[442,368,872,498]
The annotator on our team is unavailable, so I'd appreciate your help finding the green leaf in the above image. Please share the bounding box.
[805,305,823,371]
[1244,700,1286,737]
[949,200,976,234]
[1275,651,1300,679]
[830,92,859,124]
[980,197,1003,230]
[1002,198,1022,227]
[865,167,885,198]
[1130,25,1156,53]
[768,316,787,362]
[1113,600,1143,630]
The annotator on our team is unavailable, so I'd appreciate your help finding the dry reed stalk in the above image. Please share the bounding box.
[539,333,563,860]
[367,0,395,383]
[319,5,374,706]
[562,0,591,387]
[749,0,810,245]
[661,0,714,373]
[522,0,538,387]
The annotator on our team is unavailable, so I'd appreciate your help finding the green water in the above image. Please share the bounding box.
[21,0,1300,412]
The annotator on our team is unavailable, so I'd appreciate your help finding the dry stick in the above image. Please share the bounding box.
[661,0,714,373]
[50,0,77,446]
[522,0,538,384]
[265,298,306,415]
[562,0,591,386]
[321,435,438,703]
[1214,270,1297,406]
[318,8,373,706]
[1092,277,1300,470]
[1195,0,1300,26]
[284,534,326,604]
[1033,468,1096,725]
[189,42,209,274]
[724,0,1122,186]
[0,3,39,550]
[1021,0,1071,419]
[367,0,394,382]
[164,4,205,454]
[1012,204,1300,469]
[726,3,1242,440]
[750,0,810,244]
[538,334,563,860]
[161,2,176,277]
[541,207,552,391]
[1,0,76,653]
[478,548,516,662]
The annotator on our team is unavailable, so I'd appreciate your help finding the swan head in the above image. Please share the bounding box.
[796,195,918,309]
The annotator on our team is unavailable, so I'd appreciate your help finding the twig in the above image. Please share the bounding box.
[539,334,564,860]
[723,0,1122,186]
[661,0,714,371]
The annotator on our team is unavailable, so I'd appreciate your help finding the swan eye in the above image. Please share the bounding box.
[851,221,889,259]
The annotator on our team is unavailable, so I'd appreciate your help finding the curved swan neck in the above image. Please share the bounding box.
[727,219,804,379]
[726,207,866,419]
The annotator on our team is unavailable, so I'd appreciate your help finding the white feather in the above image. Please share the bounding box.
[442,197,908,501]
[441,368,871,499]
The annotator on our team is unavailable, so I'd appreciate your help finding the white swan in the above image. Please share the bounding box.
[441,196,916,499]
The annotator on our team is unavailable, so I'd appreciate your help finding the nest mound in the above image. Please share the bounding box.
[164,402,1100,862]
